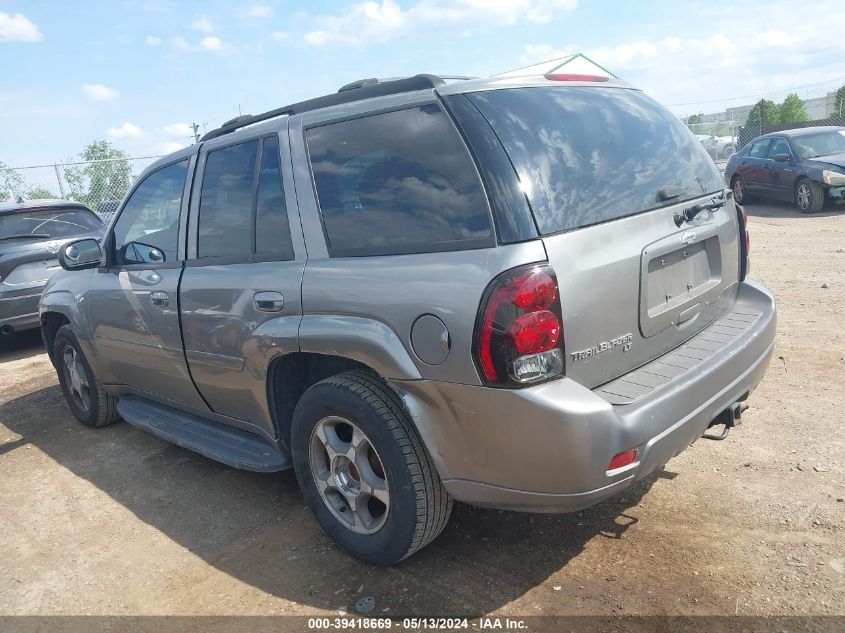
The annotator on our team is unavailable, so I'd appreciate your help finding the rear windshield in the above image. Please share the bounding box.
[466,87,724,234]
[0,208,103,240]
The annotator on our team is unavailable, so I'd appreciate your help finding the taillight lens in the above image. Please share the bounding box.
[736,201,750,280]
[474,264,565,386]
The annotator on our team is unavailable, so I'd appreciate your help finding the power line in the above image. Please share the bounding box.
[666,77,845,107]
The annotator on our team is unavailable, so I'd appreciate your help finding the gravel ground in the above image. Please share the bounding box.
[0,200,842,619]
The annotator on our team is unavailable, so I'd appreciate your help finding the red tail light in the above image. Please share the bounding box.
[736,202,751,280]
[544,73,609,82]
[475,264,565,386]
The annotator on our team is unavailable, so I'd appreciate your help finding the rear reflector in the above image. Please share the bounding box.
[544,73,609,82]
[607,449,638,471]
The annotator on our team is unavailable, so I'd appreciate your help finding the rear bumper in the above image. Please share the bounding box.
[394,280,776,513]
[0,289,43,332]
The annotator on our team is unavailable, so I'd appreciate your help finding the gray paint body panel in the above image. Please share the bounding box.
[38,76,777,516]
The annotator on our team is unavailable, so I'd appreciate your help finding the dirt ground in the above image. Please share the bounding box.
[0,201,842,620]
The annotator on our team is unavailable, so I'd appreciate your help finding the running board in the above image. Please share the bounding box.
[116,396,290,472]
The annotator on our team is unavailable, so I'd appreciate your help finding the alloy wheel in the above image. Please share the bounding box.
[733,178,745,203]
[62,345,91,412]
[796,182,811,210]
[309,416,390,535]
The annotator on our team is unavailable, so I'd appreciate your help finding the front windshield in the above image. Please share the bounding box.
[0,208,103,240]
[791,130,845,159]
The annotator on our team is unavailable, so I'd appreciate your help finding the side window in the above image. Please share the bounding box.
[768,138,791,158]
[255,136,294,259]
[198,140,259,258]
[306,104,493,257]
[113,160,188,265]
[748,139,771,158]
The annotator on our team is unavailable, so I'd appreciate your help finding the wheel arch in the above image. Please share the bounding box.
[267,352,379,449]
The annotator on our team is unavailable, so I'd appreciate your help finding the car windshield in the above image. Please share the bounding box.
[791,130,845,159]
[0,208,103,240]
[466,86,724,234]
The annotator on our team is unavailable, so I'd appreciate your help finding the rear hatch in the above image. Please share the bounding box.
[465,84,741,388]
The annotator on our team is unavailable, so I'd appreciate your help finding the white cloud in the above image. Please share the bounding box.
[145,35,162,46]
[199,36,222,51]
[107,122,144,139]
[190,15,214,33]
[156,141,187,154]
[172,35,227,53]
[162,122,193,136]
[517,0,845,117]
[271,30,288,41]
[243,4,273,18]
[81,83,120,102]
[304,0,577,46]
[0,11,42,42]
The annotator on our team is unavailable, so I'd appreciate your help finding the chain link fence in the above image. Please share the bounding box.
[683,82,845,165]
[1,155,163,224]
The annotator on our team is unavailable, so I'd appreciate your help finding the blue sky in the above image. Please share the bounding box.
[2,0,845,166]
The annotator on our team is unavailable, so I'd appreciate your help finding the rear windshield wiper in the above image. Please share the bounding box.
[0,233,51,241]
[674,195,727,227]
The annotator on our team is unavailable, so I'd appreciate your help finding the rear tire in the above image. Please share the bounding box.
[731,175,753,204]
[291,370,452,565]
[795,178,824,213]
[54,325,120,428]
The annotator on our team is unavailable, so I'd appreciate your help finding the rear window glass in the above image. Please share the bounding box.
[466,87,725,234]
[306,104,493,257]
[0,208,102,240]
[198,140,259,258]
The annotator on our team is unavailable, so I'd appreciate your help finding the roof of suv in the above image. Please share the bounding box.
[141,73,636,177]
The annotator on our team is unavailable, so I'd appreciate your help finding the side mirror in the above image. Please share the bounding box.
[773,153,790,163]
[59,238,102,271]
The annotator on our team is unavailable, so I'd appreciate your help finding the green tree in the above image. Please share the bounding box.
[0,160,25,202]
[778,93,808,123]
[26,186,58,199]
[745,99,781,134]
[835,84,845,118]
[686,113,703,125]
[64,140,134,209]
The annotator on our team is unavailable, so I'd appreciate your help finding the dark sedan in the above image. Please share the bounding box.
[725,126,845,213]
[0,199,104,336]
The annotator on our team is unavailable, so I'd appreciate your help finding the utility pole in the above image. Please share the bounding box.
[191,122,201,143]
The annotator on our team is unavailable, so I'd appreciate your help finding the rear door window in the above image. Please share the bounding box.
[198,140,259,258]
[465,87,725,234]
[255,136,293,259]
[306,104,493,257]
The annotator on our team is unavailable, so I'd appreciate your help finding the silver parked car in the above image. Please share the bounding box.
[40,73,775,564]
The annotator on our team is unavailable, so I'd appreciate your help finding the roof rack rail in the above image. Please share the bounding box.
[200,74,445,142]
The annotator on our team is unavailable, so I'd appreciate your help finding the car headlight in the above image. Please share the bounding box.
[822,170,845,186]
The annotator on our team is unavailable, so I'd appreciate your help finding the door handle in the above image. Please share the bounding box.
[150,291,169,308]
[254,291,284,312]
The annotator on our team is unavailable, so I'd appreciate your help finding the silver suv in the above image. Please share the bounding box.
[40,74,776,565]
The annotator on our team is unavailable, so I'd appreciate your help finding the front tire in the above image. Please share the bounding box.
[54,325,120,428]
[795,178,824,213]
[291,370,452,565]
